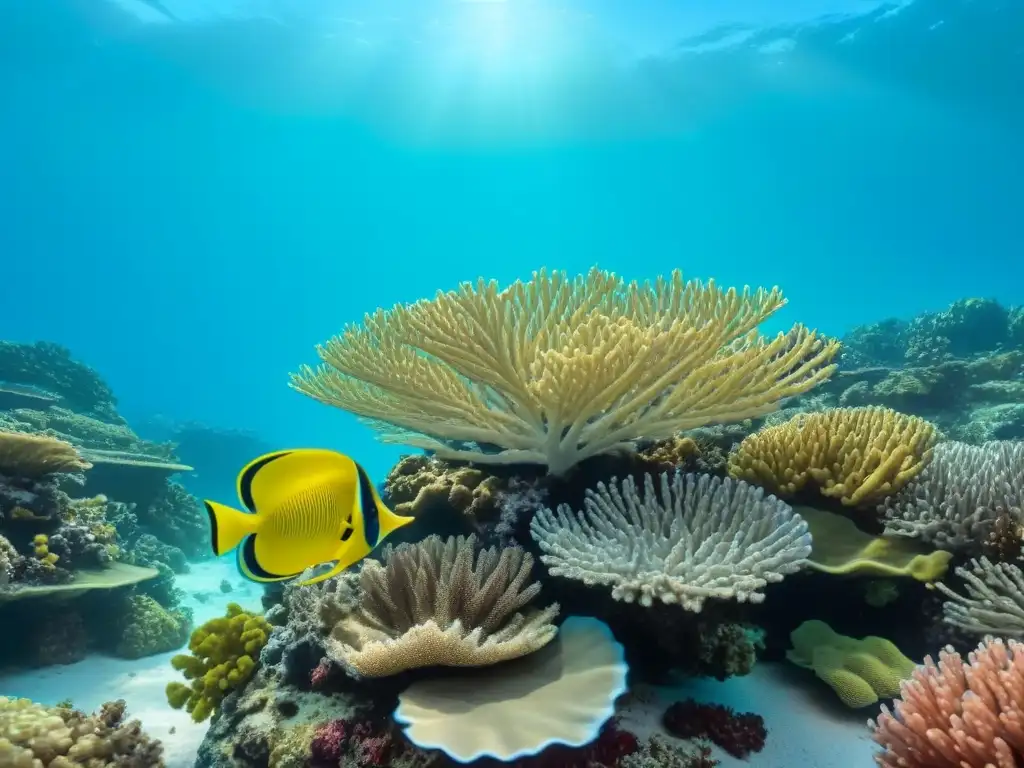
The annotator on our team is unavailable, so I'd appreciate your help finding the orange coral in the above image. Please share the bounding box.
[870,636,1024,767]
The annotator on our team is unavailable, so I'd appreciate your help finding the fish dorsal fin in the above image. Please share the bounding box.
[237,448,357,516]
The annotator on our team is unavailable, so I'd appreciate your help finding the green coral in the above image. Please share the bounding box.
[166,602,270,722]
[115,595,192,659]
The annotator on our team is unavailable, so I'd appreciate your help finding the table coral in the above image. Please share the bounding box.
[166,602,271,722]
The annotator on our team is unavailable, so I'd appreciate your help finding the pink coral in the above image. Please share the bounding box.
[310,659,330,690]
[310,719,347,766]
[870,636,1024,768]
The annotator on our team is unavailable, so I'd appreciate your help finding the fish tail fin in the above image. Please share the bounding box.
[205,500,260,556]
[375,499,415,540]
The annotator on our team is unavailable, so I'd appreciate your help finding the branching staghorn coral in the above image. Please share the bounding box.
[326,534,559,677]
[870,636,1024,768]
[933,556,1024,638]
[882,440,1024,551]
[530,472,811,611]
[290,268,839,475]
[728,406,937,507]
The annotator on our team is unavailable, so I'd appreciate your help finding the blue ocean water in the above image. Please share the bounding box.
[2,0,1021,479]
[1,3,1023,767]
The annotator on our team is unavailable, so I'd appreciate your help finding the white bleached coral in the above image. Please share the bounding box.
[530,471,812,611]
[882,440,1024,551]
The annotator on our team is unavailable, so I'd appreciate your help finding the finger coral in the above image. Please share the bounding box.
[933,556,1024,637]
[290,268,838,475]
[166,602,271,722]
[869,636,1024,768]
[530,472,811,611]
[728,406,938,507]
[325,534,559,677]
[0,696,164,767]
[882,440,1024,551]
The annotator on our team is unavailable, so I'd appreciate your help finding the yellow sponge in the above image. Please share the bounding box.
[165,602,270,722]
[798,506,951,582]
[786,619,916,708]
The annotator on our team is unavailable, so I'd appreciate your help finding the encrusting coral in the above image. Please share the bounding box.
[166,602,271,722]
[786,619,916,708]
[326,534,559,677]
[870,636,1024,768]
[531,472,811,611]
[728,406,938,507]
[382,454,506,520]
[797,506,951,583]
[290,268,838,475]
[0,696,164,767]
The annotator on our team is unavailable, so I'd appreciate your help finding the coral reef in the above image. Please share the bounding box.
[0,696,164,767]
[166,602,272,722]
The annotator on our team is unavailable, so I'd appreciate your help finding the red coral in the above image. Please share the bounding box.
[663,699,766,759]
[310,719,348,766]
[310,716,395,767]
[310,659,331,690]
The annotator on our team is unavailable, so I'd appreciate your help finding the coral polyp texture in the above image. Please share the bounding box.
[870,636,1024,768]
[0,696,164,767]
[933,556,1024,637]
[530,471,811,610]
[882,440,1024,551]
[326,534,559,677]
[166,602,271,722]
[728,406,938,507]
[290,268,838,474]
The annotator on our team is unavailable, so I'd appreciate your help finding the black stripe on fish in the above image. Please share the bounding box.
[340,527,354,542]
[241,535,293,580]
[205,502,221,555]
[239,452,291,513]
[356,462,380,546]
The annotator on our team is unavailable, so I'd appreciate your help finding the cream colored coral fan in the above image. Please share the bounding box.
[394,616,628,762]
[290,268,838,475]
[0,431,92,477]
[325,535,558,677]
[728,406,937,507]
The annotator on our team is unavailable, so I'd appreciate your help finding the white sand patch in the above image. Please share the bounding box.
[620,663,880,767]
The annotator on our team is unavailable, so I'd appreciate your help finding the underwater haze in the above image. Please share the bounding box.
[2,1,1024,767]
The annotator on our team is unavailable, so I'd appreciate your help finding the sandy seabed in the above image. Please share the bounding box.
[0,559,880,768]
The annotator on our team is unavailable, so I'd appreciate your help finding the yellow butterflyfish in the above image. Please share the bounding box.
[204,448,414,586]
